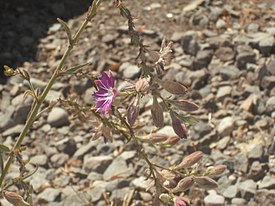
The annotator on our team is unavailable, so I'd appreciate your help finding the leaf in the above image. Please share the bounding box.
[63,62,90,74]
[0,153,4,173]
[169,100,199,112]
[151,96,164,128]
[176,113,199,125]
[23,89,36,100]
[0,144,10,153]
[157,79,187,96]
[57,18,72,44]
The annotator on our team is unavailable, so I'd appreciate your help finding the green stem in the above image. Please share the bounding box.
[0,1,101,188]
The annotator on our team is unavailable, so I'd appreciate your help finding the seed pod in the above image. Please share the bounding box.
[171,176,194,193]
[174,151,203,169]
[127,95,140,126]
[208,165,227,176]
[170,100,199,112]
[194,176,218,189]
[151,96,164,128]
[163,136,180,146]
[3,191,30,206]
[157,80,187,96]
[170,113,188,139]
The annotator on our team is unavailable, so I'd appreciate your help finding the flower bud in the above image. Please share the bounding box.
[3,65,16,76]
[149,133,169,143]
[171,176,194,193]
[151,96,164,128]
[3,191,30,206]
[173,197,190,206]
[174,151,203,169]
[135,78,150,94]
[157,79,187,96]
[127,95,140,126]
[170,113,188,139]
[208,165,227,176]
[194,176,218,189]
[162,136,180,147]
[159,193,171,203]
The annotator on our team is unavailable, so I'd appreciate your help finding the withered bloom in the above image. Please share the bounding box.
[171,176,194,193]
[170,113,188,139]
[3,190,30,206]
[92,71,117,115]
[173,197,190,206]
[135,78,150,94]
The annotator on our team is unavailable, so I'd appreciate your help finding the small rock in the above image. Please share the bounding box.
[217,116,234,137]
[236,51,256,69]
[266,59,275,75]
[47,107,69,127]
[56,138,77,156]
[204,194,225,206]
[248,144,264,160]
[171,32,185,42]
[84,88,96,105]
[215,47,235,61]
[37,188,60,203]
[248,161,264,181]
[258,176,275,189]
[89,187,105,202]
[73,141,97,159]
[192,50,214,70]
[29,154,48,167]
[238,179,257,199]
[50,153,69,168]
[266,96,275,115]
[246,23,260,33]
[192,121,212,137]
[103,157,132,180]
[181,31,199,56]
[258,36,274,56]
[222,185,238,198]
[234,153,249,173]
[2,124,24,137]
[131,176,151,190]
[216,86,232,101]
[120,62,141,79]
[216,136,231,150]
[231,198,246,205]
[216,19,226,29]
[29,170,48,191]
[84,155,113,173]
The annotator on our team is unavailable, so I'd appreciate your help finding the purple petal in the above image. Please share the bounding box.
[92,90,108,99]
[95,80,110,91]
[108,72,115,87]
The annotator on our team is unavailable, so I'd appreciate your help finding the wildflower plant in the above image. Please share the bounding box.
[0,0,226,205]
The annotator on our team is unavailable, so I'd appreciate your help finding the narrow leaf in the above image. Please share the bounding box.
[57,18,72,44]
[23,89,36,100]
[0,153,4,173]
[151,96,164,128]
[176,113,199,125]
[194,176,218,189]
[157,79,187,96]
[170,100,199,111]
[0,144,10,153]
[63,62,90,74]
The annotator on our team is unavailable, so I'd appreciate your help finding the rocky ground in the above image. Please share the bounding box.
[0,0,275,205]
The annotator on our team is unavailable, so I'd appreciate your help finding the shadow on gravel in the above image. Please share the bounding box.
[0,0,91,83]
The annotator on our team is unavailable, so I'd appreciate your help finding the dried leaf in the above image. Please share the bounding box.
[194,176,218,189]
[157,80,187,96]
[151,96,164,128]
[171,176,194,193]
[170,100,199,112]
[3,191,31,206]
[146,49,160,62]
[57,18,72,44]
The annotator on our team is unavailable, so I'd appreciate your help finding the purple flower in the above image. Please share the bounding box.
[92,71,117,114]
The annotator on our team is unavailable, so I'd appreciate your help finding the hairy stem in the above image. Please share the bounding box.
[0,0,101,188]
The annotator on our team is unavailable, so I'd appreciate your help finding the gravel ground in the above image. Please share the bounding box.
[0,0,275,205]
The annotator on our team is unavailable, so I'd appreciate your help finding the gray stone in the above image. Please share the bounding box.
[217,116,234,137]
[2,124,24,137]
[103,157,132,181]
[50,153,69,168]
[45,90,63,102]
[0,106,15,131]
[37,188,60,203]
[89,186,105,202]
[204,194,225,206]
[259,176,275,189]
[84,88,96,105]
[120,151,136,162]
[105,179,130,192]
[215,47,235,62]
[259,36,274,56]
[29,170,48,191]
[216,86,232,101]
[87,172,103,181]
[131,176,151,190]
[236,51,256,69]
[84,155,113,173]
[171,32,185,42]
[216,19,226,29]
[192,50,214,70]
[222,185,238,198]
[231,198,246,205]
[248,161,264,181]
[47,107,69,127]
[266,96,275,115]
[30,154,48,167]
[234,153,249,173]
[62,194,89,206]
[246,23,260,33]
[73,141,98,159]
[56,138,77,156]
[181,31,199,56]
[238,179,257,199]
[120,62,141,79]
[193,121,212,137]
[248,144,264,160]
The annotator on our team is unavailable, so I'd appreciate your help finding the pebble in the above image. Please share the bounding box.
[73,141,98,159]
[258,175,275,189]
[216,86,232,101]
[120,62,141,79]
[83,155,113,173]
[236,51,256,69]
[131,176,151,190]
[204,194,225,206]
[103,157,132,181]
[217,116,234,137]
[222,185,238,198]
[47,107,69,127]
[238,179,257,199]
[247,143,264,160]
[29,154,48,167]
[258,36,274,56]
[2,124,24,137]
[266,96,275,115]
[231,198,246,205]
[216,19,226,29]
[50,153,69,168]
[37,188,61,203]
